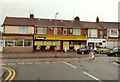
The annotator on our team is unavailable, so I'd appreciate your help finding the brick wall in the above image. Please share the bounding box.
[81,29,88,36]
[3,47,33,53]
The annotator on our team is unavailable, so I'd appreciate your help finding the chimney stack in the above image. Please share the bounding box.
[74,16,80,21]
[96,16,99,22]
[30,14,34,18]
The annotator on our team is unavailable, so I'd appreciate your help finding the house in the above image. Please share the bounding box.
[98,22,120,48]
[2,14,119,53]
[2,15,88,52]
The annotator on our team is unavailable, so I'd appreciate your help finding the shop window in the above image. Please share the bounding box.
[5,39,14,47]
[24,40,32,46]
[15,40,23,46]
[0,40,3,47]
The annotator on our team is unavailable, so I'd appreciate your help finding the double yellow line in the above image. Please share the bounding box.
[3,67,16,82]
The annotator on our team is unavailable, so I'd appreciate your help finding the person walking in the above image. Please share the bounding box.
[89,44,95,60]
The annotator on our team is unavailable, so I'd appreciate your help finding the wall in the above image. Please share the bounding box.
[3,47,33,53]
[4,26,34,34]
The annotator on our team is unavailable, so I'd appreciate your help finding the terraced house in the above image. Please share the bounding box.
[2,14,120,53]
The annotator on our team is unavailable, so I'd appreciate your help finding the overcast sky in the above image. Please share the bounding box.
[0,0,120,31]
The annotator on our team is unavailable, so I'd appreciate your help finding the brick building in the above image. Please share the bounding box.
[2,14,120,52]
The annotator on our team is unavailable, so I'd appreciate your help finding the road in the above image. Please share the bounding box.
[3,57,119,81]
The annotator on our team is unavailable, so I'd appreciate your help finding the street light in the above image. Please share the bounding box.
[55,12,58,35]
[54,12,58,57]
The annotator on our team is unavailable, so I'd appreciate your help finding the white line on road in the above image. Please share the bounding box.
[8,63,16,66]
[17,62,25,65]
[83,72,103,82]
[62,61,76,68]
[26,62,33,64]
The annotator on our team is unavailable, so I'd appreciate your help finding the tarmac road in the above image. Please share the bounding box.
[5,57,119,81]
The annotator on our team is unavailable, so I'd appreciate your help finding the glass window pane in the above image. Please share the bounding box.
[24,40,32,46]
[15,40,23,46]
[5,39,14,47]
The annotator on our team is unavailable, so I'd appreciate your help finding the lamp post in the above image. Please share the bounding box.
[54,12,58,57]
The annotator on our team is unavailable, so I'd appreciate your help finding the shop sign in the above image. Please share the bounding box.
[35,37,46,40]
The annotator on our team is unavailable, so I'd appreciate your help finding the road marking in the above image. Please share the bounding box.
[34,62,42,64]
[62,61,76,68]
[8,63,16,66]
[17,62,25,65]
[8,67,16,81]
[83,72,102,81]
[3,67,12,81]
[26,62,33,64]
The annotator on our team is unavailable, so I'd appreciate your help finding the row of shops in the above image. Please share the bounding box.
[1,34,117,53]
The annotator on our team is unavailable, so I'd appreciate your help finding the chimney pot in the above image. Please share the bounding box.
[96,16,99,22]
[74,16,80,21]
[30,14,34,18]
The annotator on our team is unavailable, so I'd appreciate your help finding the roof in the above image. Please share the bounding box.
[3,16,119,29]
[98,22,119,29]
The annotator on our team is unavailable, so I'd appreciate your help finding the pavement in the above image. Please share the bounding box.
[1,52,107,59]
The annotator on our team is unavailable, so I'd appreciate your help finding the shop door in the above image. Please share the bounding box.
[69,42,74,51]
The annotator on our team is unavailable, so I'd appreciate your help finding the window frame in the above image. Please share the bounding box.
[63,28,67,35]
[19,26,28,34]
[88,29,97,37]
[73,28,81,35]
[107,29,118,37]
[37,27,47,34]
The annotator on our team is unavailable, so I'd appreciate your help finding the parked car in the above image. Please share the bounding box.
[106,48,120,57]
[77,46,89,54]
[95,47,110,54]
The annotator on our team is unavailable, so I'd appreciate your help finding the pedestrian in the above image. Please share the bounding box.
[89,44,95,60]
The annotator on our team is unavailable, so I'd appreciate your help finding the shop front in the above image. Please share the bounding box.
[33,35,88,52]
[2,34,33,53]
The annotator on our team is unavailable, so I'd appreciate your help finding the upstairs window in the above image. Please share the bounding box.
[73,28,80,35]
[54,28,58,35]
[63,28,67,35]
[37,27,47,34]
[107,29,118,37]
[100,31,103,38]
[19,27,28,34]
[88,29,97,37]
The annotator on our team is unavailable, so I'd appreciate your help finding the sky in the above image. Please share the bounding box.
[0,0,120,31]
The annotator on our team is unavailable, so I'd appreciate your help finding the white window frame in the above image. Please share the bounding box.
[88,29,97,37]
[73,28,81,35]
[63,28,67,35]
[107,29,118,37]
[19,26,28,34]
[37,27,47,34]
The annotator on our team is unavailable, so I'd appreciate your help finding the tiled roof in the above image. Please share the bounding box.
[98,22,119,29]
[3,16,119,29]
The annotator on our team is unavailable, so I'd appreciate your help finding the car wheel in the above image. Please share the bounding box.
[81,51,84,55]
[77,52,80,54]
[100,51,103,54]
